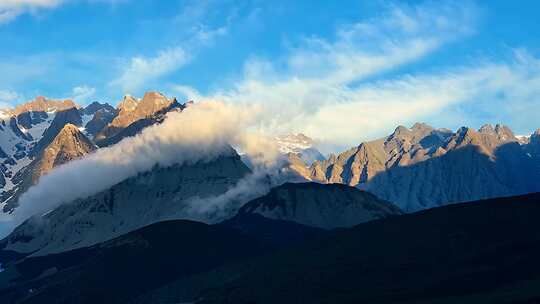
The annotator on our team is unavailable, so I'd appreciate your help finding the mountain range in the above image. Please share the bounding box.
[290,122,540,211]
[0,93,185,213]
[0,93,539,303]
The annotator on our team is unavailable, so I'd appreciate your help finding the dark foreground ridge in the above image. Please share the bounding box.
[1,192,540,303]
[194,192,540,304]
[0,220,268,303]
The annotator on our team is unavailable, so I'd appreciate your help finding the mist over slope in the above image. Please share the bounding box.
[2,152,252,255]
[0,100,281,238]
[14,102,229,218]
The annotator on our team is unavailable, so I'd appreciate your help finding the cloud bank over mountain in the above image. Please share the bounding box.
[1,101,279,233]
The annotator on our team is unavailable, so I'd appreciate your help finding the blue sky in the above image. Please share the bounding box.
[0,0,539,148]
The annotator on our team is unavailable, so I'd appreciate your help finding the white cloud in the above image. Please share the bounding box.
[202,52,540,152]
[298,58,540,144]
[0,8,21,23]
[174,1,483,150]
[0,0,63,24]
[0,89,21,108]
[86,0,128,3]
[171,2,540,152]
[109,47,191,94]
[108,1,235,95]
[6,100,279,229]
[173,85,204,101]
[194,24,228,44]
[0,0,128,24]
[106,0,237,95]
[284,1,476,84]
[70,85,96,104]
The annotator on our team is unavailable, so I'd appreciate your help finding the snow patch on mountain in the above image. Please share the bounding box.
[275,133,314,154]
[275,133,325,165]
[516,135,530,144]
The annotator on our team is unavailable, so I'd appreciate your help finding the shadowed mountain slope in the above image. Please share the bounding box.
[1,192,540,304]
[238,182,401,229]
[293,123,540,211]
[0,220,268,304]
[1,149,251,256]
[193,192,540,304]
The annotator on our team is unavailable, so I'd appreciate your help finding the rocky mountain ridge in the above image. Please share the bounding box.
[1,124,96,212]
[0,92,188,213]
[8,96,76,117]
[94,92,179,145]
[290,123,540,211]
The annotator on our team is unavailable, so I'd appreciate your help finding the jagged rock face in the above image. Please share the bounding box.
[32,124,96,181]
[136,92,175,116]
[96,98,184,147]
[93,95,138,140]
[9,97,76,117]
[9,117,32,142]
[282,153,313,182]
[106,95,138,130]
[1,151,251,255]
[30,107,82,157]
[1,94,183,214]
[1,113,55,207]
[95,116,156,147]
[2,124,96,213]
[1,99,121,212]
[532,129,540,142]
[83,107,118,138]
[529,129,540,150]
[526,129,540,170]
[238,183,401,229]
[81,101,116,116]
[118,95,138,112]
[292,123,540,212]
[95,92,176,142]
[304,123,453,186]
[16,111,48,130]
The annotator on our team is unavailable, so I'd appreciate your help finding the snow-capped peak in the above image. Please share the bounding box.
[275,133,315,154]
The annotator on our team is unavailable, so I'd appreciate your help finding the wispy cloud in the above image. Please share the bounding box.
[298,53,540,146]
[0,0,129,24]
[0,0,62,24]
[109,47,191,94]
[70,85,96,104]
[174,1,487,150]
[107,0,239,95]
[0,90,21,108]
[285,1,476,84]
